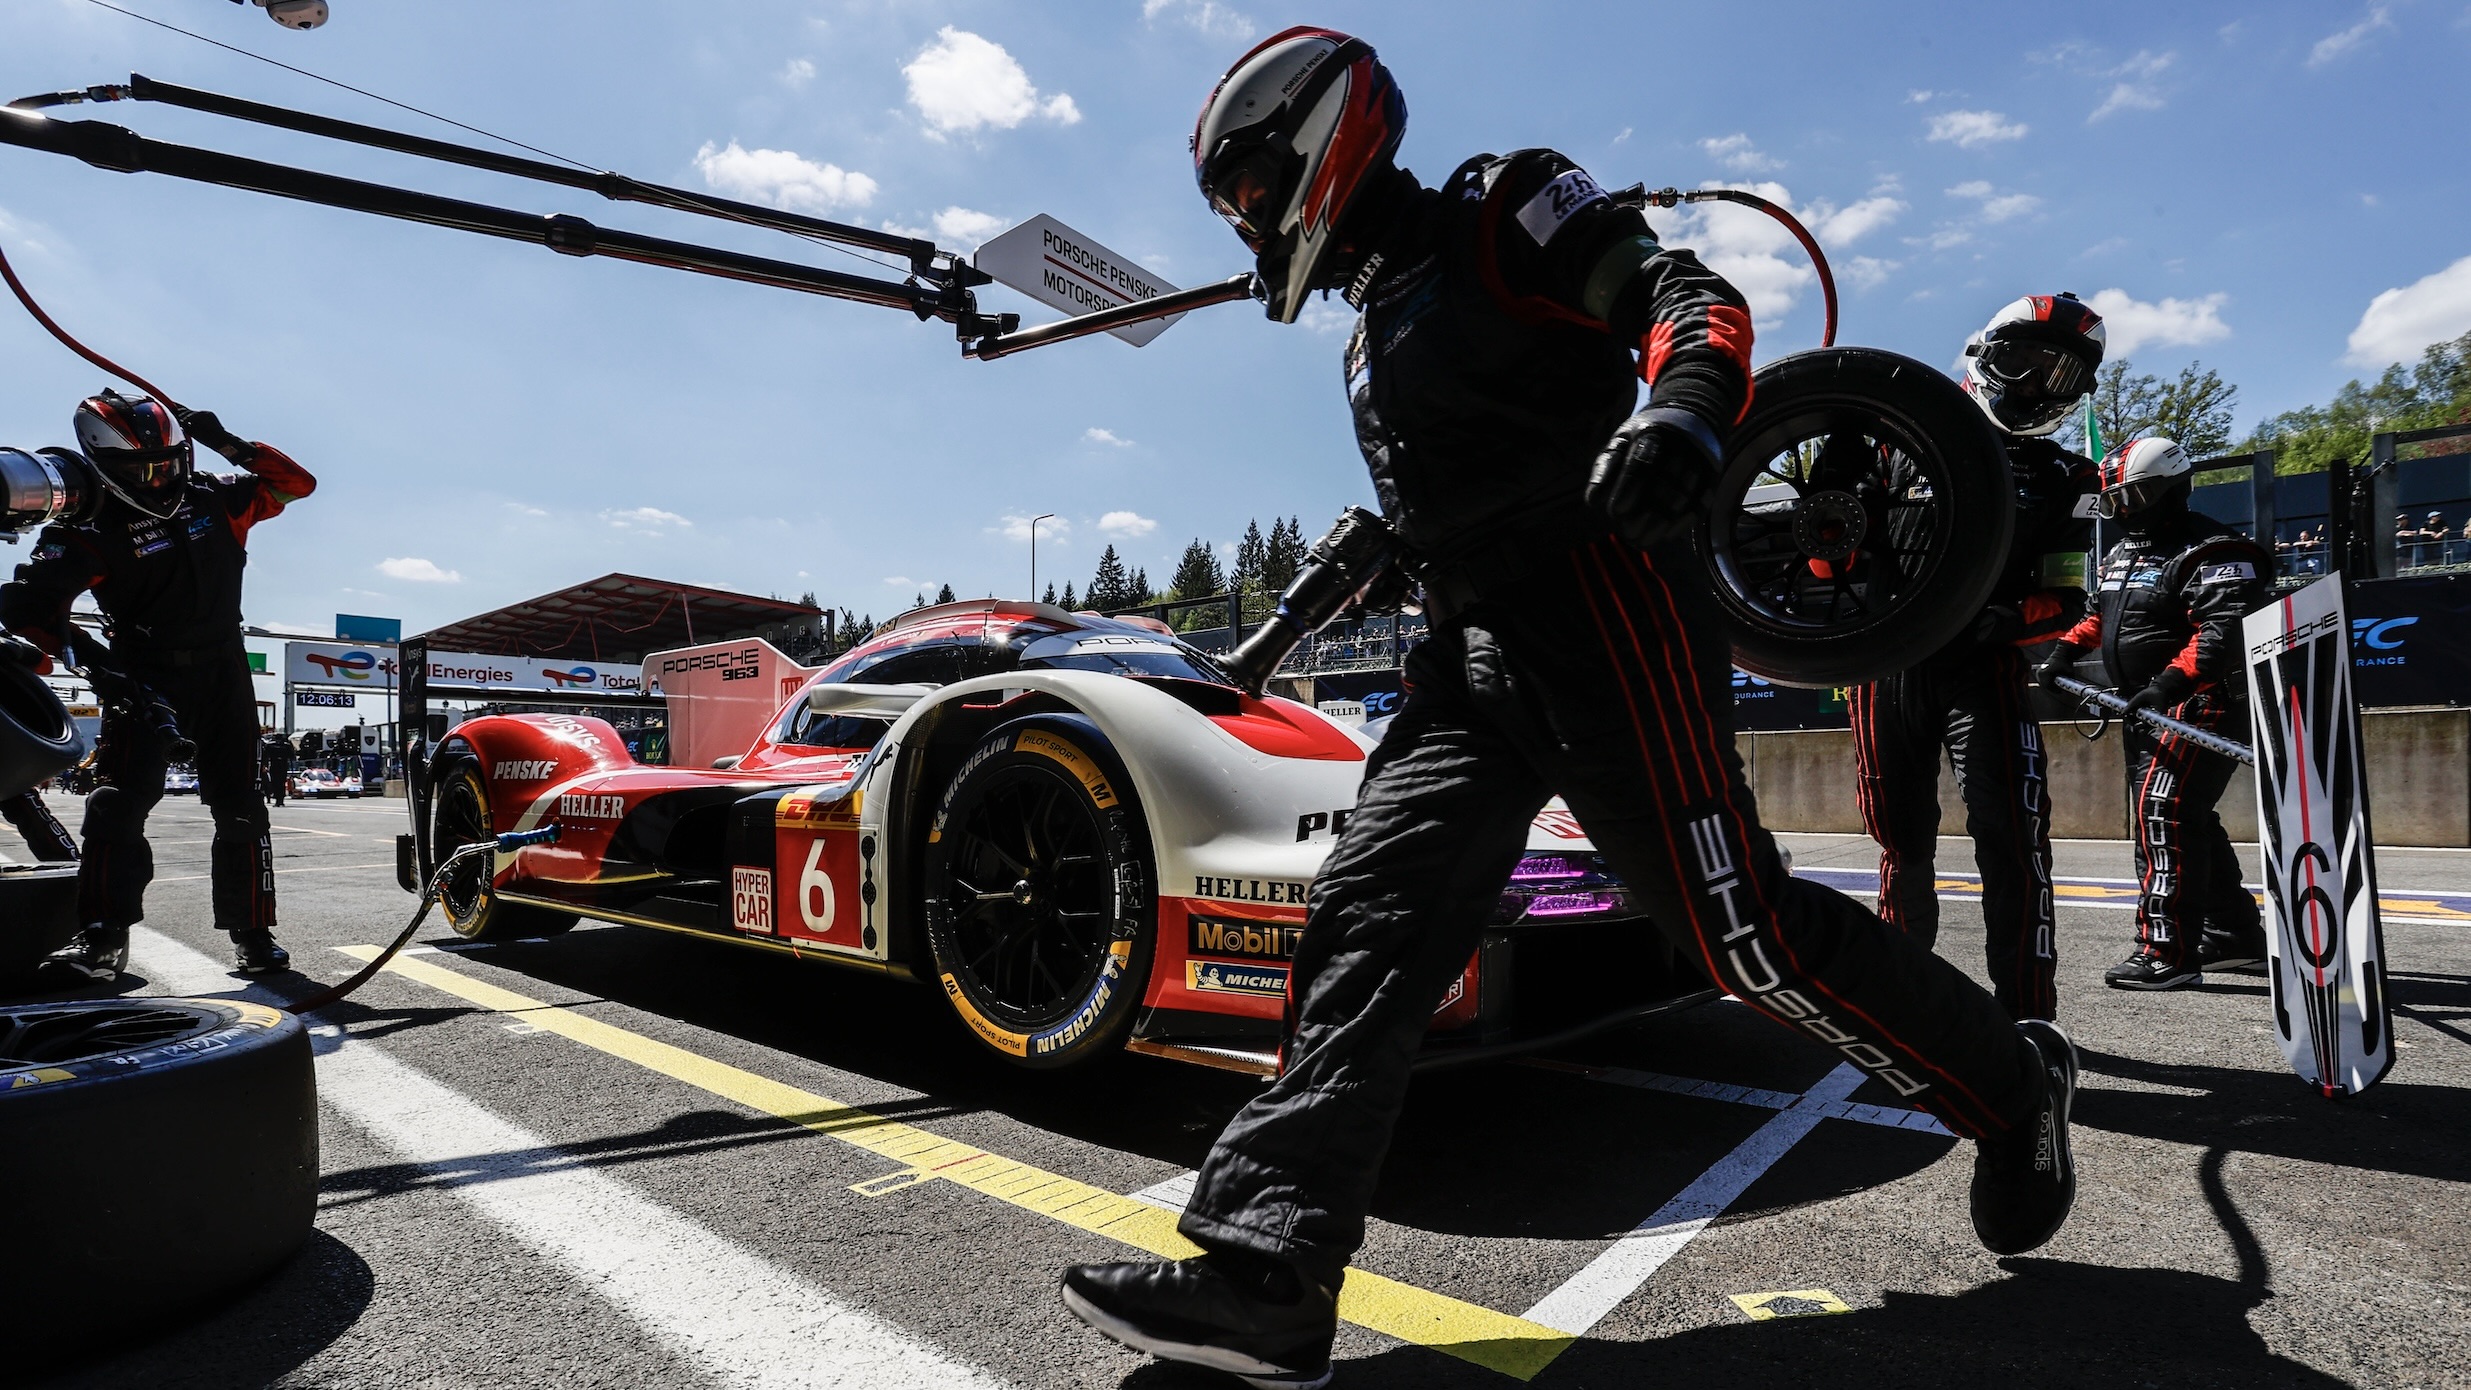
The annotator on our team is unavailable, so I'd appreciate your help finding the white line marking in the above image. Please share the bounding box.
[1520,1063,1869,1336]
[149,861,395,884]
[1524,1059,1954,1136]
[1127,1170,1198,1214]
[128,928,1012,1390]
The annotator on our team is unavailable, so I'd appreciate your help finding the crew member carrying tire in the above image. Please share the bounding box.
[1059,29,2083,1389]
[1848,294,2104,1022]
[1,633,80,861]
[2039,436,2272,990]
[0,391,315,981]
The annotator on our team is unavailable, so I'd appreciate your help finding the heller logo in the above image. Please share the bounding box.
[494,760,557,781]
[1190,915,1305,963]
[557,793,624,820]
[1192,875,1310,906]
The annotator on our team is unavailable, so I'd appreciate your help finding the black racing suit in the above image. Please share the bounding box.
[0,444,314,932]
[1178,150,2046,1285]
[1849,439,2096,1020]
[2058,516,2271,967]
[2,787,78,860]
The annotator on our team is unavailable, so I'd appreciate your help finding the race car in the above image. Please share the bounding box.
[290,767,350,799]
[161,764,199,795]
[399,600,1715,1073]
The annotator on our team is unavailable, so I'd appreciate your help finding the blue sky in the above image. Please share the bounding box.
[5,0,2469,645]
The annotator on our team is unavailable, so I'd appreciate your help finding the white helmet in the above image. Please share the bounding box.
[1960,292,2107,437]
[2096,436,2191,519]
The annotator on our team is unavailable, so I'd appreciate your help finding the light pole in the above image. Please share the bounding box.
[1028,513,1057,599]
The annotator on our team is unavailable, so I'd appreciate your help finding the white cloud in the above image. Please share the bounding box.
[997,513,1071,542]
[2087,289,2232,355]
[2310,6,2393,66]
[1808,194,1906,245]
[1926,109,2028,148]
[601,506,692,532]
[1084,427,1133,447]
[1141,0,1255,40]
[1845,256,1900,290]
[780,57,815,88]
[931,206,1009,250]
[1098,510,1157,537]
[904,28,1080,138]
[1945,181,2040,223]
[1295,299,1355,335]
[376,556,462,583]
[503,501,548,517]
[1906,89,1936,104]
[2345,256,2471,366]
[882,575,915,588]
[1611,126,1633,146]
[1699,133,1783,174]
[2091,77,2165,120]
[693,141,876,213]
[1659,181,1816,332]
[1909,225,1974,252]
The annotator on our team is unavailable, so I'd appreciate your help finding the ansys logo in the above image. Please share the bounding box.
[305,650,383,681]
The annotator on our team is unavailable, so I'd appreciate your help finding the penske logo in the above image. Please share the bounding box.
[557,793,624,820]
[494,760,557,781]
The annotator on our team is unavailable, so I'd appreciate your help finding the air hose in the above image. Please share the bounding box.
[289,823,560,1013]
[0,239,183,408]
[1639,186,1838,348]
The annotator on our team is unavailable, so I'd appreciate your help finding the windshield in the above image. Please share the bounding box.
[772,706,892,752]
[1014,630,1230,683]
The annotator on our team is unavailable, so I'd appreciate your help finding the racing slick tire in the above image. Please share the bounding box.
[0,998,317,1351]
[1697,346,2015,687]
[0,863,82,992]
[429,755,580,941]
[0,658,84,800]
[922,716,1155,1070]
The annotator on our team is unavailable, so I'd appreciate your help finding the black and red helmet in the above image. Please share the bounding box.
[72,389,191,518]
[1191,26,1406,323]
[1960,292,2107,437]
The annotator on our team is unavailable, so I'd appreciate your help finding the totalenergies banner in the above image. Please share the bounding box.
[285,641,644,695]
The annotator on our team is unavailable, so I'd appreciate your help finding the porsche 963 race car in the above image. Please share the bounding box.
[398,600,1714,1073]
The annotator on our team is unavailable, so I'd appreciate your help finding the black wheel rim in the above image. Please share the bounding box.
[0,1002,219,1066]
[941,762,1117,1030]
[1709,403,1952,636]
[435,772,493,923]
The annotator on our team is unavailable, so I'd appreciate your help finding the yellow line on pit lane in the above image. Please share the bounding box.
[336,945,1576,1381]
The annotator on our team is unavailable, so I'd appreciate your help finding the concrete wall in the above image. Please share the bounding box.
[1738,707,2469,847]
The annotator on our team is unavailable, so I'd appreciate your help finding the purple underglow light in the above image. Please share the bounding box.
[1520,891,1625,918]
[1511,855,1588,882]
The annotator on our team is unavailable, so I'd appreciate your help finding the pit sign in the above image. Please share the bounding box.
[972,214,1184,346]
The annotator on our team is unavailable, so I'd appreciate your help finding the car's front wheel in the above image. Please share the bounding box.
[922,718,1154,1069]
[429,754,579,941]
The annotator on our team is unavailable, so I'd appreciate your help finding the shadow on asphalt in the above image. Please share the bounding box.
[2076,1046,2471,1183]
[29,1230,375,1390]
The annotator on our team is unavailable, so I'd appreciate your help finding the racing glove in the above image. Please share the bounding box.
[172,405,250,463]
[2122,666,2195,720]
[1586,406,1725,552]
[1971,603,2024,647]
[2034,642,2081,693]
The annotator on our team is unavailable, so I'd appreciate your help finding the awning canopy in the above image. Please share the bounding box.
[414,573,819,662]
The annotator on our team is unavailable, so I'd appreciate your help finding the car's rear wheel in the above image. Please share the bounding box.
[922,718,1153,1069]
[429,755,579,941]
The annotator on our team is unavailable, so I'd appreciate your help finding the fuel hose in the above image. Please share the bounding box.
[289,823,561,1013]
[0,238,183,408]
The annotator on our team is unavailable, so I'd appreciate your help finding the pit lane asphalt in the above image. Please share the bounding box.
[9,797,2467,1390]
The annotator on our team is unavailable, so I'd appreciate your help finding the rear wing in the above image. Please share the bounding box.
[646,637,819,771]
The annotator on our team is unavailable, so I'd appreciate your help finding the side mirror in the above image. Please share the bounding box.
[711,755,741,770]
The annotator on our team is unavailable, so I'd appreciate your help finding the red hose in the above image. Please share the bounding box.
[1672,187,1838,349]
[0,239,182,409]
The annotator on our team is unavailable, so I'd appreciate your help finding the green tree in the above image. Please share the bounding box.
[2245,330,2471,473]
[2149,362,2239,459]
[1127,567,1153,606]
[1041,581,1057,605]
[1088,546,1129,610]
[2084,360,2162,455]
[1264,516,1306,592]
[1059,580,1077,610]
[935,582,956,605]
[1167,537,1226,601]
[911,590,926,609]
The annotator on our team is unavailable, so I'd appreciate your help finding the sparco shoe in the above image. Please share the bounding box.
[2197,930,2268,974]
[232,929,292,975]
[1061,1255,1337,1390]
[2104,949,2202,990]
[39,925,130,984]
[1970,1018,2078,1256]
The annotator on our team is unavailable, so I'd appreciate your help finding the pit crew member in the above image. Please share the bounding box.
[1848,293,2104,1022]
[2040,436,2271,990]
[0,391,314,980]
[1059,29,2082,1388]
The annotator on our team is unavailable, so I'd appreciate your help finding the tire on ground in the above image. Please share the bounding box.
[0,862,80,992]
[428,754,579,941]
[0,998,318,1351]
[922,716,1155,1069]
[0,660,83,800]
[1697,346,2016,687]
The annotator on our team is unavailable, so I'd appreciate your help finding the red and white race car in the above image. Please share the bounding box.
[399,600,1712,1072]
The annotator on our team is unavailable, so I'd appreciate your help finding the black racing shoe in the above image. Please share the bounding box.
[1970,1018,2078,1256]
[2197,930,2268,974]
[2104,949,2202,990]
[1061,1256,1337,1390]
[232,929,292,975]
[39,925,130,984]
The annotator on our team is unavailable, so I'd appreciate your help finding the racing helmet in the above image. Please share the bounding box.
[1960,292,2106,437]
[1192,26,1406,324]
[72,389,190,519]
[2096,436,2192,521]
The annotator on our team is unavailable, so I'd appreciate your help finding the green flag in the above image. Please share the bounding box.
[2083,397,2104,462]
